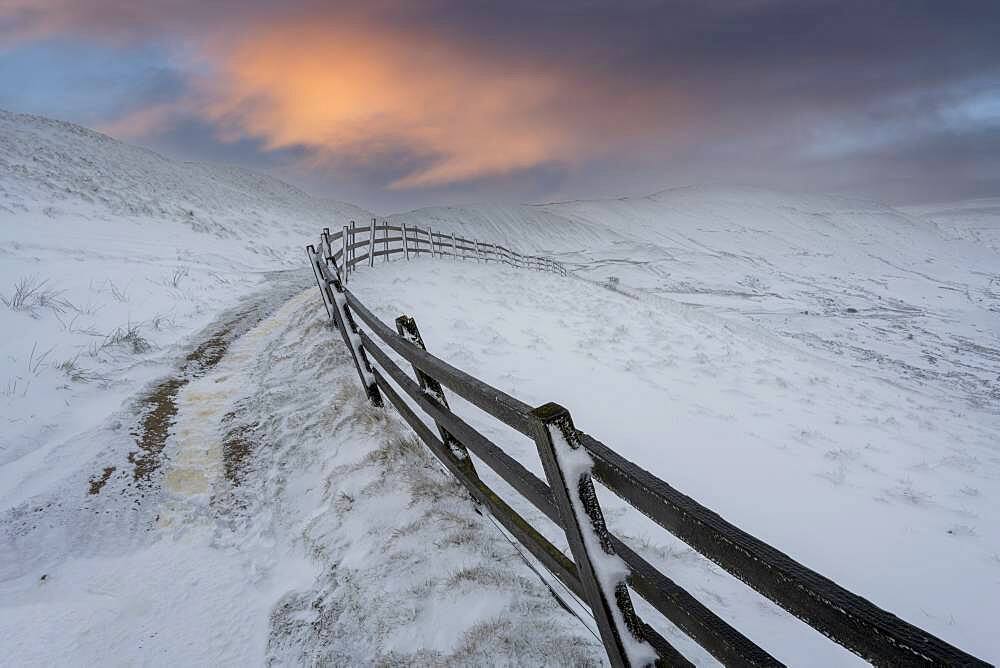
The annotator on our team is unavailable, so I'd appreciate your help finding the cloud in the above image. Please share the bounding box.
[2,1,999,204]
[188,16,687,189]
[1,2,691,188]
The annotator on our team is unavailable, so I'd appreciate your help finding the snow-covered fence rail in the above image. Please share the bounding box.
[304,224,988,667]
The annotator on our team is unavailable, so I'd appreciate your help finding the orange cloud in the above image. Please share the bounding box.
[1,3,688,189]
[188,17,684,188]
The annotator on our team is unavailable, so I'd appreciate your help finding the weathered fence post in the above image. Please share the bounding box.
[321,227,334,269]
[395,315,482,483]
[473,239,482,263]
[384,222,390,263]
[451,233,458,259]
[342,226,350,283]
[305,245,333,320]
[368,219,377,268]
[428,227,435,259]
[529,402,654,668]
[350,220,356,266]
[402,223,410,260]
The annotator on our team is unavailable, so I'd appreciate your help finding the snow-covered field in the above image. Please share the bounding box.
[2,110,998,665]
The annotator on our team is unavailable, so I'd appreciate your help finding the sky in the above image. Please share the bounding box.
[1,0,999,213]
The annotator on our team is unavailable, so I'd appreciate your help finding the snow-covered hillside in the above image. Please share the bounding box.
[904,198,1000,252]
[380,186,999,662]
[2,110,997,665]
[351,257,1000,664]
[0,109,370,507]
[0,112,603,665]
[392,186,1000,413]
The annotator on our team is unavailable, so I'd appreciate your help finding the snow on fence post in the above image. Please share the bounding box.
[528,402,657,668]
[402,223,410,260]
[384,222,390,263]
[368,219,377,268]
[428,227,435,258]
[321,227,331,259]
[342,226,350,283]
[451,233,458,259]
[321,227,335,268]
[473,239,482,263]
[395,315,482,483]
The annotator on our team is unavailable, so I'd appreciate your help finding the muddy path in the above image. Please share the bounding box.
[0,268,313,591]
[92,269,312,494]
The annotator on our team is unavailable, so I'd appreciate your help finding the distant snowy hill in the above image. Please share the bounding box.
[0,109,370,241]
[391,185,1000,411]
[904,198,1000,252]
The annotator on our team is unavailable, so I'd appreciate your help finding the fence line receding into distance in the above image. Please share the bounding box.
[305,220,989,668]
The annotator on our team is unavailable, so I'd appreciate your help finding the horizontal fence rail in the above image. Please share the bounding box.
[312,220,567,285]
[304,222,989,667]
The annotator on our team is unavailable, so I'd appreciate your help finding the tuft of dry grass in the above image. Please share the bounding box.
[57,357,105,383]
[168,267,189,288]
[1,276,74,318]
[90,323,153,356]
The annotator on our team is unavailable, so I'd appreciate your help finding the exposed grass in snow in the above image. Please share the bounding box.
[1,276,74,318]
[55,356,105,384]
[93,323,154,356]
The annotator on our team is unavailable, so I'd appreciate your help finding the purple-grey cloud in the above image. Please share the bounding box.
[1,0,997,208]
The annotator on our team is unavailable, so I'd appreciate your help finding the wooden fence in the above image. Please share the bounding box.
[305,220,989,667]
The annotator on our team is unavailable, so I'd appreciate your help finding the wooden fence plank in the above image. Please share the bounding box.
[529,402,657,667]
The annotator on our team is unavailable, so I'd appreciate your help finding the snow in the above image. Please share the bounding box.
[349,251,999,664]
[0,111,603,666]
[2,109,998,665]
[0,108,371,510]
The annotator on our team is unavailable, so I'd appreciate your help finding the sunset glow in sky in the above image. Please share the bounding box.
[2,1,998,210]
